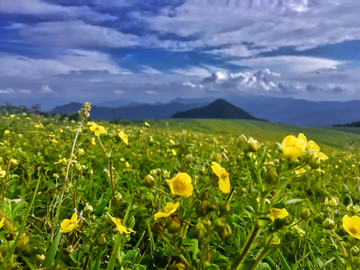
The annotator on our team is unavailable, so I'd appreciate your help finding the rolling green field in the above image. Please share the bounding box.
[1,105,360,270]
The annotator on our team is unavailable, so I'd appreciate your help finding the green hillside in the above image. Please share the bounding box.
[129,119,360,153]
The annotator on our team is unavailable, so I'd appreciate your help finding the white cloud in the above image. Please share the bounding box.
[182,81,197,88]
[141,66,163,74]
[139,0,360,55]
[41,85,53,93]
[19,89,32,94]
[113,89,125,94]
[0,88,14,94]
[18,20,139,49]
[229,56,343,74]
[0,50,125,78]
[0,0,116,22]
[171,66,212,77]
[145,90,158,95]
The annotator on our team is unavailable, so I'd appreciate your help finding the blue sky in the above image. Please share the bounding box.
[1,0,360,109]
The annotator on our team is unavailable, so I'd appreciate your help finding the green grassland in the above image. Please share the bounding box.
[1,111,360,270]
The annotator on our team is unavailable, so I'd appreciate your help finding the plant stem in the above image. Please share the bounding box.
[109,161,121,209]
[249,235,274,270]
[231,225,260,270]
[1,159,11,200]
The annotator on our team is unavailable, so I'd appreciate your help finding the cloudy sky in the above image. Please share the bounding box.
[1,0,360,109]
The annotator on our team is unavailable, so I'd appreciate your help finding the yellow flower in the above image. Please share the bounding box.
[91,137,96,145]
[54,158,67,165]
[119,131,128,145]
[0,217,5,229]
[343,215,360,239]
[89,123,107,136]
[145,122,150,127]
[282,133,307,159]
[170,139,175,145]
[51,139,58,144]
[60,213,78,233]
[172,149,177,156]
[4,130,10,135]
[0,168,6,178]
[167,173,193,198]
[295,168,306,175]
[211,162,230,193]
[314,152,328,161]
[154,202,180,220]
[107,213,135,234]
[269,208,289,221]
[306,140,320,152]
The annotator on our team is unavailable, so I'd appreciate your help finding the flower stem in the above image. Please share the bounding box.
[231,225,260,270]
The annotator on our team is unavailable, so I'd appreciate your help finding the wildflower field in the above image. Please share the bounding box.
[1,103,360,270]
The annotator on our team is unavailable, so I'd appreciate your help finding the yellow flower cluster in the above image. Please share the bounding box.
[282,133,328,160]
[88,122,107,137]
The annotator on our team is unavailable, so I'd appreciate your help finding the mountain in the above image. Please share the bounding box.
[172,99,259,120]
[95,99,141,108]
[52,101,209,120]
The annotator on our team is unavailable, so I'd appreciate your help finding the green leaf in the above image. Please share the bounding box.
[256,262,271,270]
[277,249,291,270]
[42,231,62,268]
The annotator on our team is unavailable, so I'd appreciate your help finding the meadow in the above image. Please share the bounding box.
[1,102,360,270]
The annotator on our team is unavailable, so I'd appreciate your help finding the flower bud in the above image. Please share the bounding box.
[302,150,313,162]
[351,246,360,256]
[212,153,222,163]
[309,157,321,169]
[97,234,107,246]
[18,233,29,249]
[300,208,312,220]
[5,232,16,241]
[219,201,231,216]
[214,218,226,232]
[152,221,164,234]
[199,165,207,175]
[143,174,155,188]
[84,203,94,214]
[208,199,218,212]
[322,218,336,230]
[169,263,187,270]
[265,167,279,185]
[218,223,232,241]
[166,216,182,233]
[193,222,207,240]
[198,189,210,201]
[185,154,193,163]
[196,202,209,217]
[248,137,261,152]
[314,213,325,224]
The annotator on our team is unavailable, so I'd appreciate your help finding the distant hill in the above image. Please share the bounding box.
[333,121,360,127]
[52,101,209,120]
[172,99,259,120]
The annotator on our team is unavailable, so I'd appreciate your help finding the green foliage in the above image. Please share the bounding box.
[1,108,360,269]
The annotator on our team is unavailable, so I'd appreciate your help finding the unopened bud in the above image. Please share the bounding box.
[218,223,232,241]
[166,216,182,234]
[18,233,29,249]
[265,167,279,185]
[198,189,210,201]
[219,201,231,216]
[300,208,312,220]
[208,199,218,212]
[185,154,193,163]
[309,156,321,169]
[199,165,207,175]
[322,218,336,230]
[351,246,360,256]
[5,232,15,241]
[143,174,155,188]
[193,222,207,240]
[196,202,209,217]
[152,221,164,234]
[248,137,261,152]
[84,203,94,214]
[97,234,107,246]
[314,212,325,224]
[212,153,222,163]
[214,218,226,232]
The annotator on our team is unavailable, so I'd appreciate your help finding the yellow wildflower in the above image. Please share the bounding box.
[145,122,150,127]
[343,215,360,239]
[51,139,58,144]
[53,173,59,178]
[0,217,5,229]
[271,237,281,245]
[305,140,320,152]
[282,133,307,160]
[4,130,10,135]
[167,173,193,198]
[154,202,180,220]
[211,162,230,194]
[314,152,328,161]
[295,168,306,175]
[89,123,107,136]
[269,208,289,221]
[107,213,135,234]
[54,158,67,165]
[0,168,6,178]
[170,139,175,145]
[60,213,78,233]
[172,149,177,156]
[9,114,15,118]
[119,131,128,145]
[91,137,96,145]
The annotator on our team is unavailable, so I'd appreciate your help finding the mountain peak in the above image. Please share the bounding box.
[172,98,259,120]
